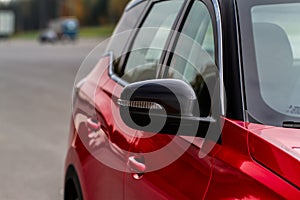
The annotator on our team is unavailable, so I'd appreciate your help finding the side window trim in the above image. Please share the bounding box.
[108,51,128,87]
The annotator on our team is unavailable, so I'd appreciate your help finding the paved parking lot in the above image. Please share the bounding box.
[0,39,104,200]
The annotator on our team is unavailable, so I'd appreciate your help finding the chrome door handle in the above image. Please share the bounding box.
[128,156,146,172]
[86,118,100,131]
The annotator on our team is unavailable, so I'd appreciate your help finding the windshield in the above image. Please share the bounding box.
[237,0,300,126]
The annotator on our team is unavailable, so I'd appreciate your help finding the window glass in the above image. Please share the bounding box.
[167,1,216,117]
[251,3,300,117]
[122,0,184,83]
[106,1,147,75]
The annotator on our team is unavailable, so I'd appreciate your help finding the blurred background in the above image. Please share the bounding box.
[0,0,130,199]
[0,0,130,39]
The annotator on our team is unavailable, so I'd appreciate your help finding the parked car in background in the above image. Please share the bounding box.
[39,17,79,43]
[39,29,58,43]
[64,0,300,199]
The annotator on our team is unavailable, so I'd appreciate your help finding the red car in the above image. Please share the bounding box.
[64,0,300,199]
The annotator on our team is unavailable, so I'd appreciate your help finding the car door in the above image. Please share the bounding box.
[73,0,189,199]
[123,0,221,199]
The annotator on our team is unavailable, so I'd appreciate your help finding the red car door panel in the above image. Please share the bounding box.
[124,134,214,200]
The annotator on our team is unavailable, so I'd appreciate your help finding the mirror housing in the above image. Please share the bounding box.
[118,79,215,136]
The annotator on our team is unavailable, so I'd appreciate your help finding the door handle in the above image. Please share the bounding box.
[128,155,146,179]
[86,118,100,131]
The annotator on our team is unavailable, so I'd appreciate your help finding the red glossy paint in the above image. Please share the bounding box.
[248,125,300,190]
[67,55,128,200]
[124,134,214,200]
[64,0,300,198]
[65,55,300,199]
[206,119,300,199]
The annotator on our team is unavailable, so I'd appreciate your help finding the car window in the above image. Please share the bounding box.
[251,4,300,117]
[236,0,300,126]
[167,0,217,117]
[121,0,184,83]
[106,1,148,75]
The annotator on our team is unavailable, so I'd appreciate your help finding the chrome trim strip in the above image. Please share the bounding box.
[107,51,128,87]
[107,51,115,77]
[212,0,225,116]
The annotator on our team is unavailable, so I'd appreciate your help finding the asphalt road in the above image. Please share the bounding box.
[0,39,105,200]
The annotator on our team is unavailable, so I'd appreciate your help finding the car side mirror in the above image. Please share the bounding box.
[118,79,215,136]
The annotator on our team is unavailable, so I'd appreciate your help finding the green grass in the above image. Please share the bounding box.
[13,31,39,40]
[79,25,115,38]
[12,24,115,40]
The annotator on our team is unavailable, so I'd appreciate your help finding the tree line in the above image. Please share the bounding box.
[0,0,131,31]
